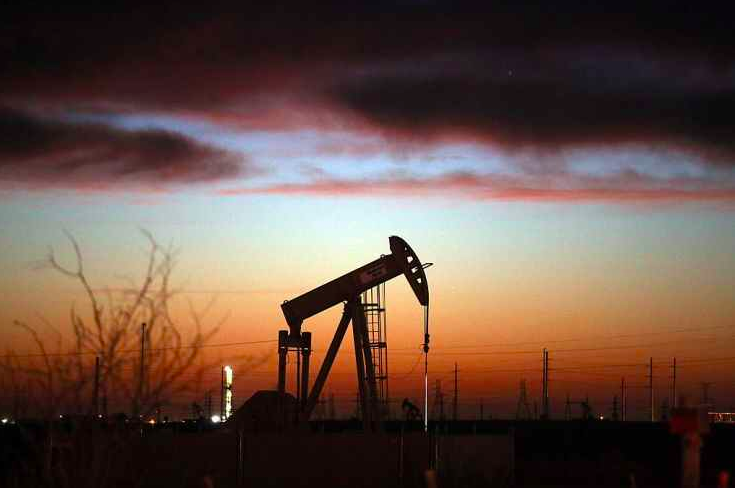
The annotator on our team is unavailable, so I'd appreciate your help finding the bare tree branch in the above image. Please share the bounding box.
[4,230,232,420]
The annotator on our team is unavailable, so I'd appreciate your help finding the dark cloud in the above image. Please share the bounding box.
[330,58,735,164]
[2,3,733,107]
[1,2,734,170]
[0,107,246,191]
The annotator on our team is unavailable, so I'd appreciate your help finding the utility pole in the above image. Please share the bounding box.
[516,379,531,420]
[671,358,677,409]
[621,377,627,422]
[93,356,100,416]
[479,398,484,421]
[541,348,550,419]
[648,357,655,422]
[453,362,458,422]
[541,349,546,419]
[612,395,619,421]
[136,322,146,418]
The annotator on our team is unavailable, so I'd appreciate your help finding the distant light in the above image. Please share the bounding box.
[224,365,233,385]
[98,414,103,419]
[223,366,233,420]
[59,415,63,419]
[599,416,604,420]
[1,418,8,424]
[211,415,221,423]
[148,419,155,425]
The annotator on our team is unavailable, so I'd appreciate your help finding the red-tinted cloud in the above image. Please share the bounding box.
[0,107,248,191]
[220,171,735,204]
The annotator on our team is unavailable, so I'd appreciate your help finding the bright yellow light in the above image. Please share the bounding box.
[211,415,221,423]
[224,365,233,386]
[148,419,155,425]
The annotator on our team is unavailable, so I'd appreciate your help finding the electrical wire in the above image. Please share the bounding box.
[0,339,278,359]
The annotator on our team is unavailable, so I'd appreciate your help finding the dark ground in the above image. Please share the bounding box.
[2,419,733,487]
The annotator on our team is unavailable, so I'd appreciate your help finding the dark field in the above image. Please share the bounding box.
[2,420,733,487]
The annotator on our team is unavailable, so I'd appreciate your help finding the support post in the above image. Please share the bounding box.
[296,344,301,408]
[351,301,369,430]
[300,332,311,411]
[277,331,288,428]
[302,305,352,420]
[277,331,288,397]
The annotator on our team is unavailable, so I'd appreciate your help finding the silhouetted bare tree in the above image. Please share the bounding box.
[3,230,228,419]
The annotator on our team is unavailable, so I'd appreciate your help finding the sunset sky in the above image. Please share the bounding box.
[2,2,734,419]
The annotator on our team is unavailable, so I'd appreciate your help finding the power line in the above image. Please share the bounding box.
[0,339,278,359]
[424,336,728,356]
[391,323,735,351]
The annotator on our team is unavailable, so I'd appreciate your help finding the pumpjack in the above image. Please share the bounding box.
[277,236,430,430]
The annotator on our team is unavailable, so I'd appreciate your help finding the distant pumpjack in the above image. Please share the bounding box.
[276,236,430,431]
[402,398,421,421]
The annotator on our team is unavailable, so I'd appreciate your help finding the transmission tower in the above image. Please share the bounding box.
[516,379,532,420]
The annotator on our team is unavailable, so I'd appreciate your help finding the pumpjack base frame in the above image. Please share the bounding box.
[276,298,382,431]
